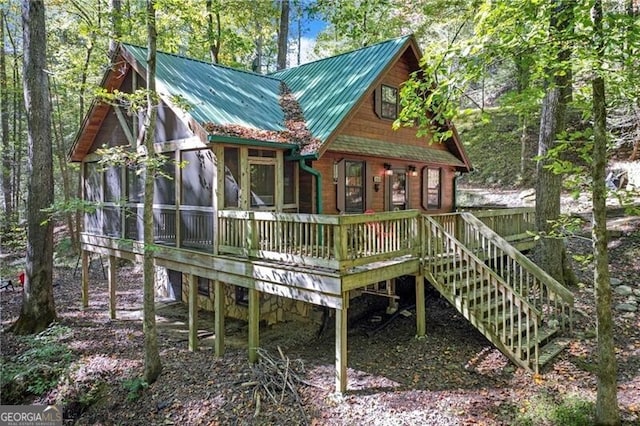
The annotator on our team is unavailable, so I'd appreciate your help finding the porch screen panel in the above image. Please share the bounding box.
[104,166,121,202]
[250,163,275,207]
[84,162,102,234]
[224,147,240,208]
[181,148,214,249]
[125,166,144,241]
[154,153,176,205]
[103,165,122,237]
[181,149,214,207]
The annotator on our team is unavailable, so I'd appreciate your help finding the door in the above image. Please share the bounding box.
[388,170,407,211]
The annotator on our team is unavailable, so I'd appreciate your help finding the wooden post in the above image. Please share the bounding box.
[108,255,117,319]
[81,250,89,309]
[248,287,259,363]
[335,295,348,394]
[415,275,426,338]
[188,274,198,351]
[214,280,225,357]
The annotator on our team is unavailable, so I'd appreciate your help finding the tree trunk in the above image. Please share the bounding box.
[534,0,576,286]
[142,0,162,385]
[1,10,13,227]
[592,1,620,423]
[10,0,56,335]
[276,0,289,70]
[109,0,122,58]
[206,0,221,63]
[49,76,78,253]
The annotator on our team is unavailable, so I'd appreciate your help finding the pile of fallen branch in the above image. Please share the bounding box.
[247,347,309,423]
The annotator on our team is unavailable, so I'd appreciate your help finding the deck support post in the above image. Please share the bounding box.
[415,275,426,337]
[214,280,225,357]
[386,279,398,314]
[188,274,198,351]
[81,250,89,309]
[108,255,117,319]
[248,287,259,363]
[335,294,348,394]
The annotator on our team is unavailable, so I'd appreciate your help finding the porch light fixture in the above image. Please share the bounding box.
[407,165,418,177]
[383,163,393,176]
[333,162,339,184]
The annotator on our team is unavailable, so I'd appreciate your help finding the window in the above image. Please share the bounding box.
[198,276,210,296]
[283,160,296,205]
[422,168,441,210]
[390,171,407,210]
[345,160,365,212]
[381,85,398,119]
[235,286,249,306]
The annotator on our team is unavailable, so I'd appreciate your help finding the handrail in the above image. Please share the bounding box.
[422,215,542,370]
[459,213,573,331]
[422,215,541,317]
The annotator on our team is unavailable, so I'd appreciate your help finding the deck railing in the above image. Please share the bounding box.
[217,210,420,271]
[422,215,542,371]
[458,213,573,332]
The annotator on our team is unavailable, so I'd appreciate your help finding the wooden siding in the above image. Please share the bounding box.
[314,153,455,215]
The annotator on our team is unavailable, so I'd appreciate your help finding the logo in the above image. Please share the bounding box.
[0,405,62,426]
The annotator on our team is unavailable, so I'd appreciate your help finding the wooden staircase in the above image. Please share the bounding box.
[422,214,574,373]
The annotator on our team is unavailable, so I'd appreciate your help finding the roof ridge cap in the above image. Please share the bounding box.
[121,42,282,82]
[270,34,412,74]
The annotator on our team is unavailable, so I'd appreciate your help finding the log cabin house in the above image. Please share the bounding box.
[70,35,574,393]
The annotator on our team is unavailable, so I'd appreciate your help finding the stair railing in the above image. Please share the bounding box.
[458,213,574,333]
[422,215,542,371]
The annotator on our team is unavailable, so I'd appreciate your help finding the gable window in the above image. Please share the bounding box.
[381,85,398,119]
[422,167,441,210]
[345,160,365,212]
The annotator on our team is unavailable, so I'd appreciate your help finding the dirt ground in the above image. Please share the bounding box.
[1,214,640,425]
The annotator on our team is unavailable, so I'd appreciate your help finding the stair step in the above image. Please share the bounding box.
[512,326,560,356]
[538,337,571,367]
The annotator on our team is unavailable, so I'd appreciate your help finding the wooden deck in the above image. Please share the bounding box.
[80,207,573,394]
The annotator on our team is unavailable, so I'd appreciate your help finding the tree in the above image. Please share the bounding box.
[142,0,162,384]
[1,9,13,227]
[276,0,289,70]
[591,1,620,423]
[206,0,221,63]
[533,0,577,286]
[10,0,56,334]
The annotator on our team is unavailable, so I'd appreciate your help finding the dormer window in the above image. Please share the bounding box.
[380,85,398,119]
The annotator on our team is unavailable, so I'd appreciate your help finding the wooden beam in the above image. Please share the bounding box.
[335,294,348,394]
[113,106,135,145]
[214,280,225,357]
[108,255,117,319]
[188,274,198,351]
[415,275,426,338]
[81,250,89,309]
[248,287,259,363]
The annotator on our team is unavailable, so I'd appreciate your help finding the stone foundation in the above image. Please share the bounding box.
[163,270,321,325]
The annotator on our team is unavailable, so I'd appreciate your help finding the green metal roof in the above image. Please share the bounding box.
[124,44,285,132]
[331,135,466,168]
[123,36,413,151]
[271,35,412,144]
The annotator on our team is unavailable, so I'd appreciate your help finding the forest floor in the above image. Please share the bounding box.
[1,201,640,425]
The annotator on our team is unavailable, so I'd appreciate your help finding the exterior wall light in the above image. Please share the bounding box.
[383,163,393,176]
[407,165,418,177]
